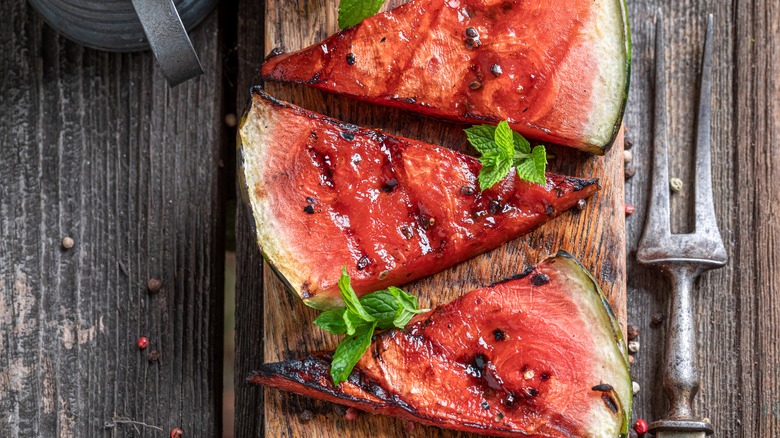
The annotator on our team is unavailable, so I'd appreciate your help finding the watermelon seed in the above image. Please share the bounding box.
[481,401,490,410]
[602,394,619,413]
[469,80,483,90]
[357,256,370,270]
[465,37,482,49]
[592,383,614,392]
[490,64,503,76]
[382,178,399,192]
[494,412,504,421]
[530,273,550,286]
[346,53,356,65]
[493,329,506,341]
[303,205,315,214]
[306,197,315,203]
[465,27,479,38]
[460,185,476,196]
[489,200,502,214]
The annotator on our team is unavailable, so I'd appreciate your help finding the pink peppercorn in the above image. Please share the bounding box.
[137,336,149,350]
[634,418,649,435]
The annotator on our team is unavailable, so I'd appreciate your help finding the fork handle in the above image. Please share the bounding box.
[650,265,713,434]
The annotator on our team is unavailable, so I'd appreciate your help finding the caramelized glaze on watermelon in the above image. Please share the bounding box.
[261,0,630,154]
[249,252,631,437]
[239,89,599,309]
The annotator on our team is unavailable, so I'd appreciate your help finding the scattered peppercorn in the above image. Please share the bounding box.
[625,204,636,215]
[627,323,639,340]
[469,80,483,90]
[624,137,634,150]
[634,419,649,435]
[333,405,347,416]
[346,53,356,65]
[357,255,370,270]
[224,113,237,128]
[651,312,665,326]
[490,64,503,76]
[147,350,161,362]
[628,341,640,353]
[628,355,635,365]
[147,277,162,294]
[137,336,149,350]
[466,28,478,37]
[623,150,633,163]
[170,427,183,438]
[404,421,416,432]
[670,177,683,192]
[303,205,315,214]
[62,236,75,250]
[299,410,314,422]
[624,165,636,179]
[632,381,640,395]
[576,198,587,211]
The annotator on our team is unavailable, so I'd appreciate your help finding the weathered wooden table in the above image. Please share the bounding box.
[1,0,777,436]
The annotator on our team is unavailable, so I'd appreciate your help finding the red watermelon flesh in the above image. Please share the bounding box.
[261,0,630,154]
[239,89,599,309]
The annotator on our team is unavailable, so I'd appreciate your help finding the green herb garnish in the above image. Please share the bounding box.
[314,267,428,385]
[464,120,548,190]
[338,0,386,29]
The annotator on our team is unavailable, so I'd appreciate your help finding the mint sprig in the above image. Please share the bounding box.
[338,0,386,29]
[313,268,429,385]
[464,120,548,190]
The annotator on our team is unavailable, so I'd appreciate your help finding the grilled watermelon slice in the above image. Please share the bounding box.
[250,251,631,437]
[239,89,599,309]
[261,0,630,154]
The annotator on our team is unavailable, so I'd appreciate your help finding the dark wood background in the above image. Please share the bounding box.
[1,0,778,437]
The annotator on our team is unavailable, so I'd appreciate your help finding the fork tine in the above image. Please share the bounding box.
[694,15,719,236]
[641,11,671,244]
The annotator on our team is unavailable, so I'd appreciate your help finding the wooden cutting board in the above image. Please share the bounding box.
[258,1,626,436]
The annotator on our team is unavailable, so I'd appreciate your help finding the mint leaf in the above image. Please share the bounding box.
[494,121,515,156]
[360,290,399,329]
[478,156,512,192]
[514,145,548,185]
[314,309,347,334]
[338,267,375,323]
[512,131,531,154]
[389,286,428,327]
[464,125,499,155]
[338,0,386,29]
[465,121,547,190]
[330,321,377,385]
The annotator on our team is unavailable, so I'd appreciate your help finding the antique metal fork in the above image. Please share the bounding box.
[637,13,727,436]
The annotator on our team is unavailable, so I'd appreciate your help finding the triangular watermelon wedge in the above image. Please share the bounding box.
[261,0,630,154]
[249,252,632,437]
[239,89,599,309]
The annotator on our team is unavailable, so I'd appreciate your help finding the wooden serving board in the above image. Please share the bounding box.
[258,1,626,436]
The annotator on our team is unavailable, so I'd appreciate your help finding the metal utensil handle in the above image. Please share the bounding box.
[650,264,713,435]
[131,0,204,87]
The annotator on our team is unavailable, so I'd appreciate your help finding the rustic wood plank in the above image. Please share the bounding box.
[232,1,627,436]
[234,0,268,436]
[622,0,780,436]
[0,2,226,436]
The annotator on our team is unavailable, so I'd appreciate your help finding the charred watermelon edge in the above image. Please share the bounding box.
[249,251,632,437]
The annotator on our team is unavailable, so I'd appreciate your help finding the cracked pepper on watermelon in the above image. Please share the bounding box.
[239,89,600,309]
[250,252,632,437]
[261,0,630,154]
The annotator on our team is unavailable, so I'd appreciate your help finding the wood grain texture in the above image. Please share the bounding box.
[622,0,780,436]
[234,1,626,436]
[0,2,226,436]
